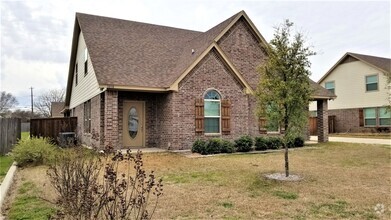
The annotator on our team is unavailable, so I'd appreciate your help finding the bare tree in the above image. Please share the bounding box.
[0,91,18,117]
[34,88,65,117]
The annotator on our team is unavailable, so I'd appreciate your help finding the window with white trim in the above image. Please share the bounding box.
[84,100,91,133]
[364,108,376,126]
[84,48,88,76]
[75,62,78,86]
[204,90,221,133]
[365,75,378,91]
[325,81,335,94]
[364,107,391,127]
[379,107,391,126]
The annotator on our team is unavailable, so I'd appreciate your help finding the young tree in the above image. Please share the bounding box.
[256,20,315,177]
[0,91,18,117]
[34,88,65,117]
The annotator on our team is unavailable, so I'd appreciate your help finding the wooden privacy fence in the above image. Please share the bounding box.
[0,118,21,155]
[30,117,77,142]
[309,115,336,135]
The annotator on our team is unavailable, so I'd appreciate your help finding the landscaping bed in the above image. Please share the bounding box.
[2,142,390,219]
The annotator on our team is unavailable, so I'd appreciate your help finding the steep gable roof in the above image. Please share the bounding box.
[318,52,391,83]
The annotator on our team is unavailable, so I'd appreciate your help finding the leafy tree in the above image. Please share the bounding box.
[34,88,65,117]
[256,20,315,177]
[0,91,18,117]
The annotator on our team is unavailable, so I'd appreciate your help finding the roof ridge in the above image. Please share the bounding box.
[347,52,391,60]
[76,12,202,34]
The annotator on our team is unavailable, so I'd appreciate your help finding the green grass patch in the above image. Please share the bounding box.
[164,171,222,184]
[247,175,277,197]
[0,155,14,182]
[309,200,356,218]
[8,181,57,219]
[21,132,30,140]
[218,201,234,209]
[273,190,298,200]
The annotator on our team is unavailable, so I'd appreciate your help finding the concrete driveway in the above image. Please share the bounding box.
[310,136,391,145]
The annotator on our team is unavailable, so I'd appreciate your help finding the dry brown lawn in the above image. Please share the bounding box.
[5,142,391,219]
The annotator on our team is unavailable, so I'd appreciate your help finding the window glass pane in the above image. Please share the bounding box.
[366,83,378,91]
[365,119,376,126]
[366,75,377,84]
[327,88,335,94]
[205,101,220,116]
[379,107,391,118]
[379,118,391,126]
[205,118,219,133]
[204,90,220,100]
[364,108,376,118]
[325,81,334,89]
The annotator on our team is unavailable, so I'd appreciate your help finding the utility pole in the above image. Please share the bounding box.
[30,87,34,117]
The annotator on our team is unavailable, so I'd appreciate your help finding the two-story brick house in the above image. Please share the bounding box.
[64,11,334,149]
[309,52,391,133]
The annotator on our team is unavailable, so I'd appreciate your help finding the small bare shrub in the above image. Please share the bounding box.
[47,146,163,220]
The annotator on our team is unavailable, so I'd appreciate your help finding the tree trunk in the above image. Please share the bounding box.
[284,117,289,177]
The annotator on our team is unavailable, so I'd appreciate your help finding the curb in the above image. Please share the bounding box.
[0,162,17,212]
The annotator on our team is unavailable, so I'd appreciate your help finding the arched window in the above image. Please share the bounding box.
[204,90,221,133]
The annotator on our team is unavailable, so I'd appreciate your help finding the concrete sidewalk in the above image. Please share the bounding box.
[310,136,390,145]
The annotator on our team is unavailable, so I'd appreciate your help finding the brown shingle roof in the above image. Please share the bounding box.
[77,12,240,88]
[348,52,391,73]
[319,52,391,83]
[310,79,336,99]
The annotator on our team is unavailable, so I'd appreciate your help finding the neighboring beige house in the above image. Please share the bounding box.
[309,52,391,133]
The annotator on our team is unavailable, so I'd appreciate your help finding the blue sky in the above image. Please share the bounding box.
[1,0,390,109]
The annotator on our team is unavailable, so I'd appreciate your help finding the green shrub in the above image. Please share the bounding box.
[220,140,235,153]
[254,137,268,151]
[206,138,223,154]
[266,137,282,149]
[12,137,57,167]
[287,137,305,148]
[234,135,253,152]
[192,139,207,154]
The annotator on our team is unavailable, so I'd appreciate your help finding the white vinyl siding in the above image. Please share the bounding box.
[69,32,101,109]
[309,60,389,111]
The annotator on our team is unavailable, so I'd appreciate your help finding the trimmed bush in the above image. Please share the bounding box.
[192,139,207,154]
[254,137,268,151]
[287,137,305,148]
[206,138,223,154]
[220,140,235,153]
[266,137,282,149]
[12,137,57,167]
[234,135,253,152]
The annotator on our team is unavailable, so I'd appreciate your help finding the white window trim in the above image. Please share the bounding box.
[203,89,222,135]
[365,74,379,92]
[364,108,376,127]
[378,107,391,127]
[325,81,335,94]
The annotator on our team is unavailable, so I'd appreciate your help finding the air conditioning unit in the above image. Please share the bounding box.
[58,132,76,147]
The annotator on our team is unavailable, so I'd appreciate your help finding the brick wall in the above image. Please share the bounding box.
[329,108,390,133]
[72,93,103,148]
[218,17,267,90]
[317,100,329,142]
[168,49,251,149]
[104,90,118,148]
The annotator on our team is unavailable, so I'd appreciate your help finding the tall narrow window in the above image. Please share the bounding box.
[365,75,378,91]
[364,108,376,127]
[75,62,78,86]
[84,100,91,133]
[379,107,391,126]
[325,81,335,94]
[84,48,88,76]
[204,90,221,134]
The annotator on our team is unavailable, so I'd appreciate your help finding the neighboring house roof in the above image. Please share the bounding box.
[51,102,64,117]
[318,52,391,83]
[65,11,334,107]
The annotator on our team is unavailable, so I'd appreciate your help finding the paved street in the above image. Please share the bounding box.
[310,136,391,145]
